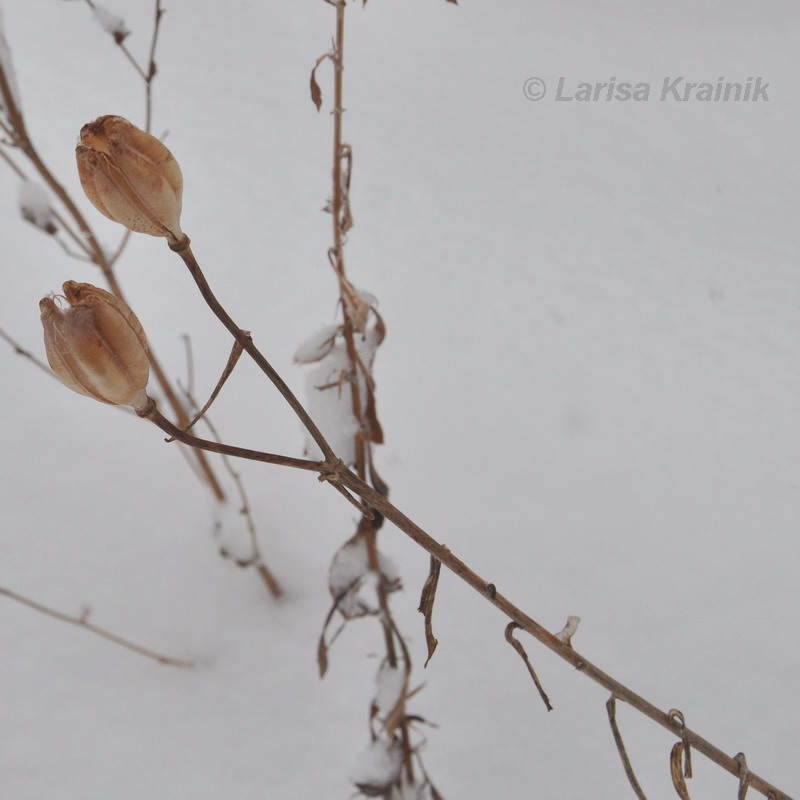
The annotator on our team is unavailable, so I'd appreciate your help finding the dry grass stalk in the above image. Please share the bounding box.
[1,585,192,667]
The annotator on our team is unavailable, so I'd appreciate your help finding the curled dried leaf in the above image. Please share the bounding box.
[418,556,441,667]
[670,742,691,800]
[504,622,552,711]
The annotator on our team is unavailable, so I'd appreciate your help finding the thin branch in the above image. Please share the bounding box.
[139,400,329,474]
[0,585,192,667]
[178,372,282,599]
[330,469,793,800]
[169,237,338,464]
[0,327,56,378]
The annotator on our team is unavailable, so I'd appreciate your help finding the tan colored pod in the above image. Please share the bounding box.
[40,281,150,411]
[76,115,183,242]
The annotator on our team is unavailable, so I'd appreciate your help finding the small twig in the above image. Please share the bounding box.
[0,327,56,378]
[169,237,338,463]
[140,400,329,473]
[170,339,244,439]
[606,696,648,800]
[504,622,553,711]
[178,375,282,600]
[0,585,192,667]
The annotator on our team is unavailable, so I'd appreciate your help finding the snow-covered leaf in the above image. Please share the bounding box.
[19,181,57,235]
[92,5,130,44]
[349,739,403,797]
[294,323,340,364]
[328,534,401,619]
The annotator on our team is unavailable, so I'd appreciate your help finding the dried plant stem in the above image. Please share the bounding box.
[137,359,792,798]
[169,238,337,464]
[325,2,417,784]
[0,327,56,378]
[141,402,327,474]
[333,470,792,800]
[179,378,282,599]
[1,586,192,667]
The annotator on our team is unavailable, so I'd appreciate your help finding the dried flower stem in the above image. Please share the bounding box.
[1,585,192,667]
[169,238,338,464]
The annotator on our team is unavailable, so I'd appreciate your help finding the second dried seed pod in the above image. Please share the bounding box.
[40,281,151,412]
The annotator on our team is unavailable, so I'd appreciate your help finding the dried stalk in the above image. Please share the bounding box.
[318,1,420,789]
[136,266,793,798]
[1,586,192,667]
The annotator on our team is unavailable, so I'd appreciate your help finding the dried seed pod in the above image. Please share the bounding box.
[40,281,150,411]
[76,115,183,242]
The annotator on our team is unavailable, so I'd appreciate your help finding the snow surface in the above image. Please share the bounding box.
[0,1,798,798]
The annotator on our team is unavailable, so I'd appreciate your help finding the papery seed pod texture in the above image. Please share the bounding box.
[76,115,183,242]
[40,281,150,411]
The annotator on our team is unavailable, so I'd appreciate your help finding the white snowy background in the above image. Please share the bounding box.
[0,1,798,797]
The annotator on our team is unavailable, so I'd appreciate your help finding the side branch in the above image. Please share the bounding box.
[140,403,329,474]
[1,586,192,667]
[169,238,338,464]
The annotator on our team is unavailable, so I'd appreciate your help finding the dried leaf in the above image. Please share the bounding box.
[670,742,691,800]
[309,53,332,111]
[310,66,323,111]
[294,324,340,364]
[606,696,648,800]
[317,632,329,678]
[418,556,441,667]
[328,532,401,620]
[504,622,553,711]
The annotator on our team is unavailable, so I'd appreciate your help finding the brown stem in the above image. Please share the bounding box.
[170,238,338,464]
[333,469,792,800]
[1,586,192,667]
[141,402,328,474]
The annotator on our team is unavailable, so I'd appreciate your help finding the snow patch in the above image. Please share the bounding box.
[92,5,129,42]
[349,739,403,797]
[19,181,56,234]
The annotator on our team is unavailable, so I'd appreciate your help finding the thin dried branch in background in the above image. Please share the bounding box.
[0,326,55,378]
[176,341,282,599]
[1,585,192,667]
